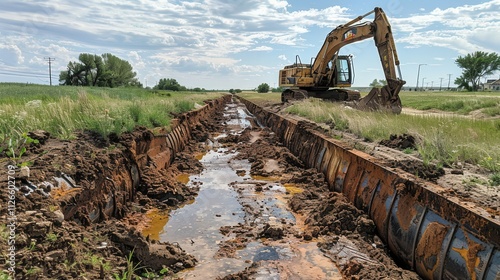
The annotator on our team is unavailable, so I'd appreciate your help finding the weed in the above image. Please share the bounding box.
[0,271,11,280]
[113,249,142,280]
[26,267,42,276]
[46,232,58,242]
[63,259,77,270]
[489,173,500,187]
[403,147,415,154]
[0,225,8,241]
[82,253,105,268]
[480,156,500,173]
[28,239,36,251]
[1,133,38,160]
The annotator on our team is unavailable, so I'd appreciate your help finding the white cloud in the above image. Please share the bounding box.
[0,44,24,64]
[395,0,500,53]
[0,1,498,88]
[251,46,273,51]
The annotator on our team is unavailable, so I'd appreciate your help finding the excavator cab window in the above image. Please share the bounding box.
[336,56,352,85]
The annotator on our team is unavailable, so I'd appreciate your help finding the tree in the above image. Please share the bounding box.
[59,53,139,87]
[369,79,386,88]
[455,51,500,91]
[154,78,186,91]
[257,83,270,93]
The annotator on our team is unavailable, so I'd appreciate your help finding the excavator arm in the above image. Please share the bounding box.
[313,7,405,113]
[279,7,406,114]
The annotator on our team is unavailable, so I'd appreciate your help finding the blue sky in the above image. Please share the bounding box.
[0,0,499,89]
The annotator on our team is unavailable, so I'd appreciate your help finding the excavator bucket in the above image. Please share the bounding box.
[347,79,405,114]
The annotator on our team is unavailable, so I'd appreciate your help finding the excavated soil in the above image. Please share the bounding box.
[1,96,495,279]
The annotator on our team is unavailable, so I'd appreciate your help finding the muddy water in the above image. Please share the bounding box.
[158,99,342,279]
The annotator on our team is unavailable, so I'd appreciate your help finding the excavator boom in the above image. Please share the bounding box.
[279,7,406,114]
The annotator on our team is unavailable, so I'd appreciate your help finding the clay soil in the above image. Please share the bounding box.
[1,97,495,279]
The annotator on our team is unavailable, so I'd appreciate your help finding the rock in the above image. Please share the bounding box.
[45,250,66,261]
[53,210,65,223]
[28,130,50,144]
[260,222,284,240]
[19,166,30,179]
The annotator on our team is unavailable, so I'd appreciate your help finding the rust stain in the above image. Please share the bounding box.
[451,231,485,280]
[415,221,449,278]
[51,184,81,200]
[396,194,418,231]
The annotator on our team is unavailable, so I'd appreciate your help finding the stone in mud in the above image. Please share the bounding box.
[108,225,197,272]
[260,222,284,240]
[28,129,50,144]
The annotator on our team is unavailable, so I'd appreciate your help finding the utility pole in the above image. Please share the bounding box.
[439,77,443,91]
[447,74,452,90]
[44,57,55,86]
[416,64,426,91]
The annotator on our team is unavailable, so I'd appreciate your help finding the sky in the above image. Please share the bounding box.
[0,0,499,90]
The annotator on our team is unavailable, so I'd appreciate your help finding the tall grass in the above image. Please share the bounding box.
[0,84,224,159]
[284,98,500,172]
[238,91,500,172]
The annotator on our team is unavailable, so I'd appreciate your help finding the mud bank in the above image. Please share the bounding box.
[238,96,500,280]
[1,95,231,278]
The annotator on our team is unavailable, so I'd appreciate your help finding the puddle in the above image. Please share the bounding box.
[250,175,282,182]
[176,173,190,184]
[283,183,304,195]
[141,208,169,241]
[156,98,342,279]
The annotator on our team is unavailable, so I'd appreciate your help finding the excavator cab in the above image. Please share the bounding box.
[334,55,353,86]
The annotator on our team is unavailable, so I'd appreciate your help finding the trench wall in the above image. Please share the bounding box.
[60,94,232,225]
[238,97,499,280]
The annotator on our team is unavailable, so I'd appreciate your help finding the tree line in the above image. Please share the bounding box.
[59,51,499,92]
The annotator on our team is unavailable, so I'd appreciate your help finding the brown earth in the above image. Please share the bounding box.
[1,96,495,279]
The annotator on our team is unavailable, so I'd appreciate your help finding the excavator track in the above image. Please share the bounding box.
[281,89,308,102]
[281,88,361,103]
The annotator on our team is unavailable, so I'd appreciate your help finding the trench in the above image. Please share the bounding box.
[143,100,343,279]
[27,93,498,279]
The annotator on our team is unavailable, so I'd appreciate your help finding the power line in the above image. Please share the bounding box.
[44,57,55,86]
[0,69,47,77]
[0,71,49,78]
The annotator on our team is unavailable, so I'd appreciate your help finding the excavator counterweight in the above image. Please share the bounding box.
[279,7,406,114]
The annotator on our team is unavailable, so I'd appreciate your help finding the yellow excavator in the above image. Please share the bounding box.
[279,7,405,114]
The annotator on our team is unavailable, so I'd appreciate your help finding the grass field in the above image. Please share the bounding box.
[0,83,224,160]
[238,90,500,178]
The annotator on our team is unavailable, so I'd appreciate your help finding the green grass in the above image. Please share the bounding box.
[0,83,225,160]
[238,91,500,173]
[399,90,500,115]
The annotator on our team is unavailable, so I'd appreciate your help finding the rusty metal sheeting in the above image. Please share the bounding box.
[238,96,499,280]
